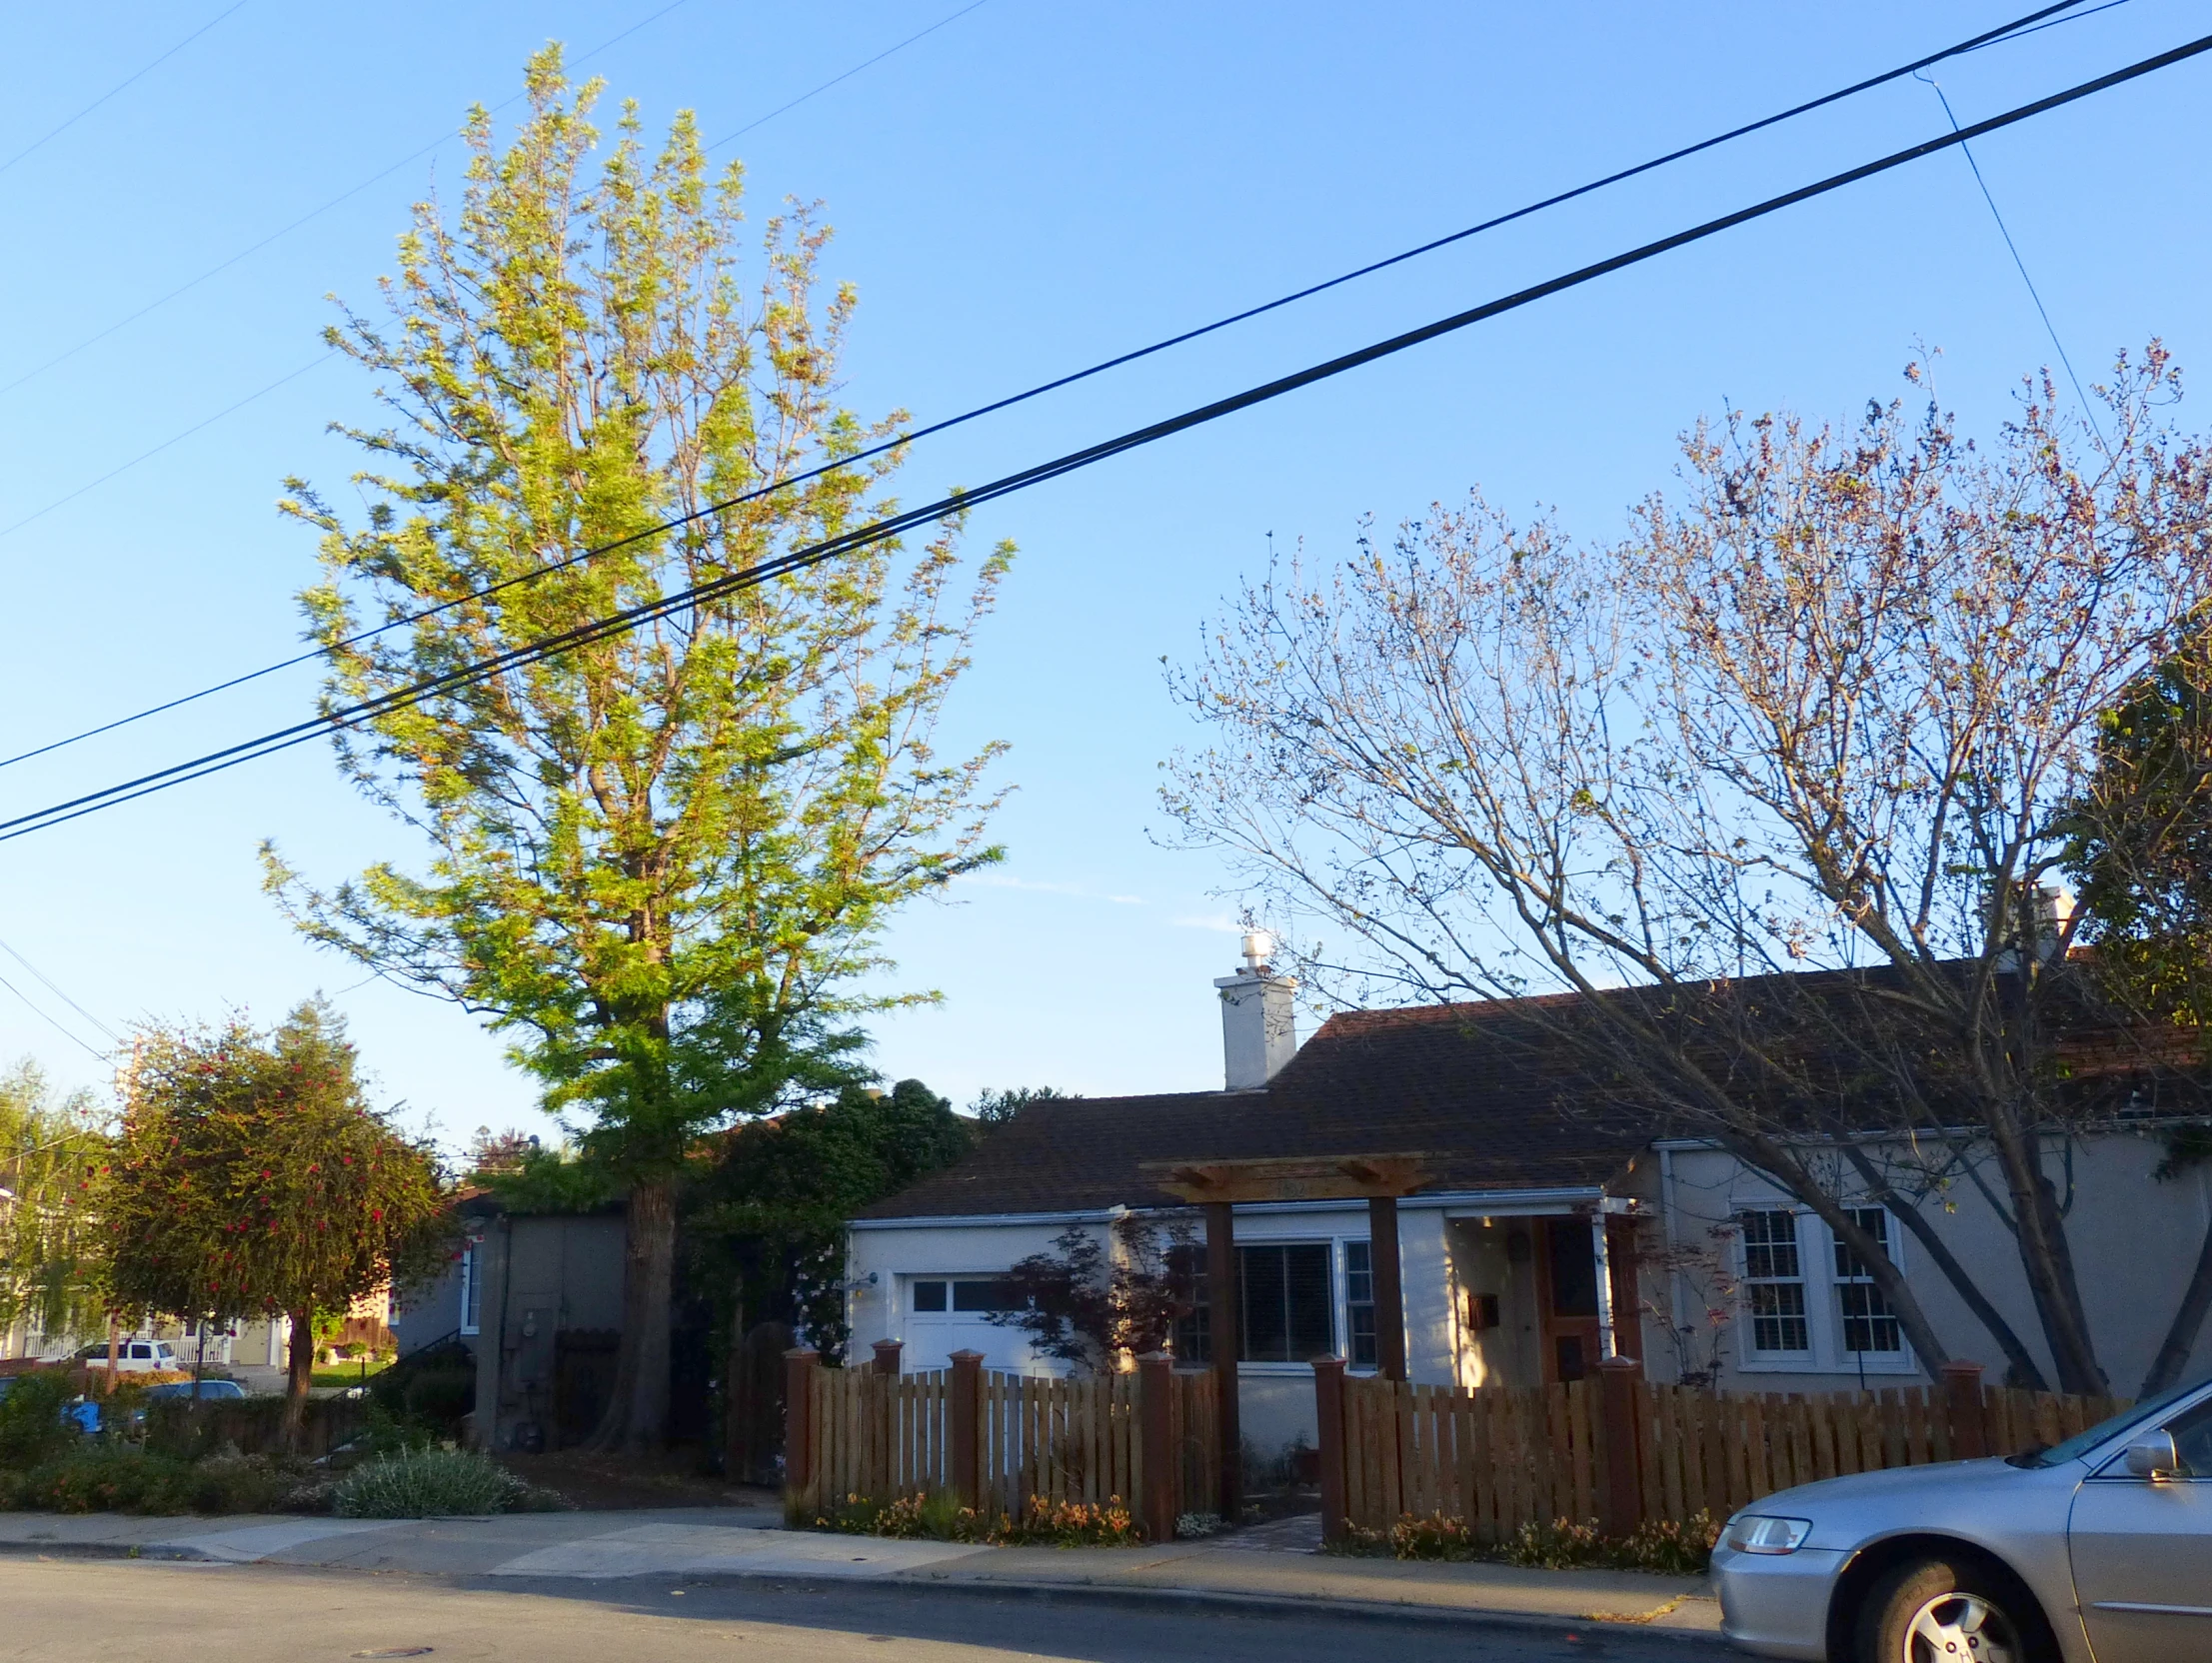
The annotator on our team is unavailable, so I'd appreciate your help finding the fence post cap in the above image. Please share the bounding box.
[1596,1354,1643,1375]
[1937,1359,1985,1380]
[1309,1353,1346,1375]
[1135,1349,1172,1365]
[948,1348,985,1362]
[784,1346,820,1361]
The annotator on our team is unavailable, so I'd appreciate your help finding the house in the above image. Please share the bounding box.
[394,1189,629,1451]
[846,939,2212,1456]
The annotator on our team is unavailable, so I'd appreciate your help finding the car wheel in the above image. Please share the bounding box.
[1856,1556,2052,1663]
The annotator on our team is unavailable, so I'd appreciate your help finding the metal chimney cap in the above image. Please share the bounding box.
[1239,929,1273,970]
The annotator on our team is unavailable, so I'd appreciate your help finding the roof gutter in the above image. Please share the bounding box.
[851,1185,1616,1231]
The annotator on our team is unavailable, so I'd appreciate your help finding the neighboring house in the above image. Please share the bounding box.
[848,941,2212,1454]
[395,1190,629,1452]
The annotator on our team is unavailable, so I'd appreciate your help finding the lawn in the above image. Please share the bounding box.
[310,1362,390,1389]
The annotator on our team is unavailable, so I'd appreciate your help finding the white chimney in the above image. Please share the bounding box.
[1214,930,1297,1090]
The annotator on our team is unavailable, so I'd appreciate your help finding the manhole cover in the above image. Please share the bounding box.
[352,1650,433,1658]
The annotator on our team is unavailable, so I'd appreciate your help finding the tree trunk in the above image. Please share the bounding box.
[1990,1127,2109,1394]
[585,1175,677,1453]
[1843,1146,2051,1390]
[2140,1207,2212,1396]
[282,1306,315,1454]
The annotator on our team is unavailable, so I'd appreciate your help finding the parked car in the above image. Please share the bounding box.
[1712,1374,2212,1663]
[68,1339,181,1373]
[138,1379,248,1404]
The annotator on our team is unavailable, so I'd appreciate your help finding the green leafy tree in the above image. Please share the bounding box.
[692,1079,973,1356]
[89,1003,450,1447]
[0,1060,107,1351]
[263,51,1010,1449]
[967,1084,1077,1125]
[2064,628,2212,1391]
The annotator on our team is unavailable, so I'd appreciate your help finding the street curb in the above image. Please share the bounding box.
[0,1540,1722,1641]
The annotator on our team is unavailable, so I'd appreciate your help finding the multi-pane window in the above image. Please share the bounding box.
[1344,1240,1377,1369]
[1738,1210,1810,1354]
[910,1278,1021,1313]
[1169,1243,1333,1363]
[1832,1209,1902,1354]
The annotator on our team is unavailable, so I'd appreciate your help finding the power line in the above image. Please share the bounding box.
[0,0,695,403]
[708,0,991,148]
[0,963,110,1061]
[1914,70,2108,446]
[0,933,122,1045]
[0,0,2121,776]
[3,27,2205,847]
[0,1,251,180]
[0,352,339,542]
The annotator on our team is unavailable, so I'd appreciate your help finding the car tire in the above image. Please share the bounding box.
[1856,1555,2055,1663]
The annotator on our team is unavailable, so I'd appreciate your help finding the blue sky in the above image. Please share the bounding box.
[0,1,2203,1146]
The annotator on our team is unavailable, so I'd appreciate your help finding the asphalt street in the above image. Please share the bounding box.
[0,1554,1734,1663]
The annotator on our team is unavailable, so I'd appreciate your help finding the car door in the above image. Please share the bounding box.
[2068,1392,2212,1663]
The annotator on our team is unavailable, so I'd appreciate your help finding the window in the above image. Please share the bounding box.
[1170,1243,1332,1364]
[910,1277,1020,1314]
[1739,1210,1810,1355]
[459,1245,481,1336]
[1241,1243,1333,1362]
[1170,1245,1210,1363]
[1344,1240,1377,1369]
[1832,1209,1901,1355]
[952,1278,1021,1313]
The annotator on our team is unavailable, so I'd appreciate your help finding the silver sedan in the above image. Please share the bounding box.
[1710,1374,2212,1662]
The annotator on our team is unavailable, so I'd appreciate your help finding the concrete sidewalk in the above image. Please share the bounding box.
[0,1508,1719,1636]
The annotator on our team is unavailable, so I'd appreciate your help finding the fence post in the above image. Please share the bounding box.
[950,1349,984,1513]
[1139,1351,1175,1542]
[1598,1354,1643,1537]
[784,1347,820,1508]
[1312,1355,1348,1544]
[871,1338,904,1376]
[1204,1200,1243,1523]
[1941,1360,1987,1460]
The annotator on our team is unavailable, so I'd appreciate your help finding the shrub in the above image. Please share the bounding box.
[1175,1511,1225,1539]
[806,1490,1141,1546]
[0,1372,77,1470]
[1325,1510,1721,1574]
[992,1496,1141,1547]
[333,1447,530,1517]
[1391,1510,1478,1560]
[0,1447,300,1516]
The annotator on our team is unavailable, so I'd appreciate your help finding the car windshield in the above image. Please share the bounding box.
[2010,1380,2206,1468]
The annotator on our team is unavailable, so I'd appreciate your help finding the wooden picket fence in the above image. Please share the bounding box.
[1321,1361,2130,1540]
[786,1349,1218,1530]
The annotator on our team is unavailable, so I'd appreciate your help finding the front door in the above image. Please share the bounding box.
[2069,1392,2212,1663]
[1536,1220,1599,1383]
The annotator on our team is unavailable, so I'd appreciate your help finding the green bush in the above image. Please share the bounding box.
[805,1489,1141,1546]
[0,1447,298,1516]
[400,1369,474,1428]
[333,1447,528,1517]
[0,1373,77,1470]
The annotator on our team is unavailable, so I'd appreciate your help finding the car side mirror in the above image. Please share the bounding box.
[2124,1431,2181,1480]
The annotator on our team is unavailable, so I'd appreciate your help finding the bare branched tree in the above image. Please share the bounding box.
[1165,351,2212,1395]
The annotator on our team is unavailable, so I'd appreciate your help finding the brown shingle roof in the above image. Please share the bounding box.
[855,1000,1646,1220]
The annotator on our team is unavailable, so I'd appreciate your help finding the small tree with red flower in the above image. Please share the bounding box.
[90,1000,452,1448]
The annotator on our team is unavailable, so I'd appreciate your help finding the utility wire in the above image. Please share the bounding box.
[0,352,339,542]
[710,0,990,147]
[3,27,2206,846]
[0,964,110,1060]
[0,0,2121,776]
[0,0,694,402]
[0,1,251,180]
[0,933,123,1045]
[1915,70,2108,446]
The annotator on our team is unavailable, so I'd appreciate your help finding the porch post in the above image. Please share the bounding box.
[1205,1199,1242,1521]
[1590,1211,1618,1360]
[1366,1194,1407,1382]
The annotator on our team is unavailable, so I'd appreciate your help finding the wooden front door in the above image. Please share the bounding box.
[1534,1217,1643,1383]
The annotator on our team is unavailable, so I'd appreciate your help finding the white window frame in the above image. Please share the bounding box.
[1737,1208,1813,1364]
[1733,1205,1916,1375]
[458,1244,481,1336]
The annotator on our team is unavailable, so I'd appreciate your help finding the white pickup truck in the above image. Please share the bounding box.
[70,1338,182,1373]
